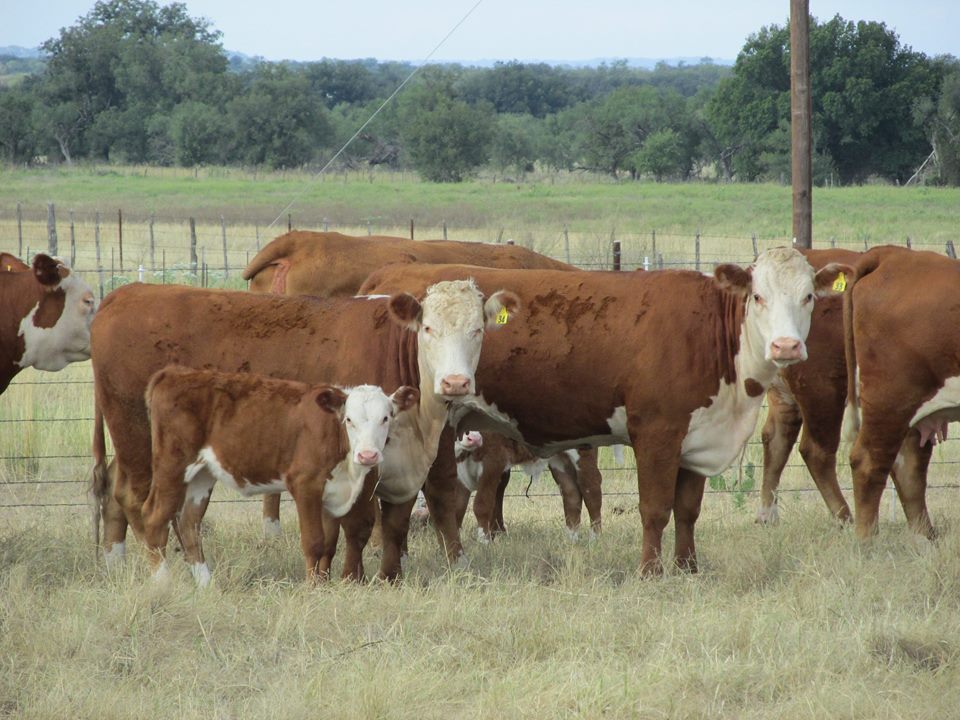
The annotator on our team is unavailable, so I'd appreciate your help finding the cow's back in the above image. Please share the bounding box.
[244,231,572,296]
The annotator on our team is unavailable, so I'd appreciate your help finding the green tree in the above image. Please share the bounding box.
[0,86,36,162]
[707,15,941,184]
[490,114,541,176]
[36,0,229,162]
[635,128,686,181]
[398,70,494,182]
[227,64,332,168]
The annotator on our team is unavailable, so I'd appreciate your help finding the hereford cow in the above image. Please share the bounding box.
[142,365,418,585]
[245,230,602,545]
[242,230,572,296]
[842,246,953,540]
[1,253,96,393]
[756,248,862,524]
[454,431,602,541]
[91,279,519,581]
[358,249,851,575]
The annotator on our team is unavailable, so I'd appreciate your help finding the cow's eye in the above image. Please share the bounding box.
[804,293,813,303]
[423,326,433,335]
[381,416,388,424]
[753,293,763,304]
[473,328,484,337]
[345,417,353,426]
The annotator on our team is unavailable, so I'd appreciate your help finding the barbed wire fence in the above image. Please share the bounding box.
[3,203,959,516]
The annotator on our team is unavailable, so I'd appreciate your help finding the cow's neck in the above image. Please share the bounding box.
[0,276,44,384]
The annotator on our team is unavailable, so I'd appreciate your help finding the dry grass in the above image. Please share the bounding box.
[3,491,960,719]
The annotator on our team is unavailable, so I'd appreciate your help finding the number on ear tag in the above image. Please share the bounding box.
[832,271,846,293]
[496,307,509,325]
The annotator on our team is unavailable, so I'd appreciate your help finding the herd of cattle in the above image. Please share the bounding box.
[3,231,958,583]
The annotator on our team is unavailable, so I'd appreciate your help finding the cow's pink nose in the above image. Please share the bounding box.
[440,375,471,396]
[770,337,803,360]
[356,450,380,466]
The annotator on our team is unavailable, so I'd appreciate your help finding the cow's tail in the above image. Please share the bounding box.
[240,232,295,281]
[841,251,888,443]
[90,400,109,558]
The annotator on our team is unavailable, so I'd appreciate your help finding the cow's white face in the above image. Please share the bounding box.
[716,247,850,368]
[16,258,97,371]
[340,385,420,466]
[390,280,520,398]
[455,430,484,454]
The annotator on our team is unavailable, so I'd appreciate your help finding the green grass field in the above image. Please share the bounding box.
[3,166,960,718]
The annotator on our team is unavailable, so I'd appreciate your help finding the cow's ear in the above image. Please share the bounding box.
[1,252,28,272]
[484,290,521,330]
[714,263,752,297]
[814,263,855,297]
[390,385,420,413]
[388,293,422,331]
[314,386,348,414]
[32,254,61,288]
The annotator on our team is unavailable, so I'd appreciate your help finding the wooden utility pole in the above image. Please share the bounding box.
[791,0,813,249]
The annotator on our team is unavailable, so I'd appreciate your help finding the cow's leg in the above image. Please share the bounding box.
[368,500,384,550]
[630,420,683,577]
[758,387,802,524]
[100,461,129,564]
[889,429,935,539]
[453,480,471,530]
[673,468,706,572]
[262,493,282,538]
[850,427,904,540]
[549,456,584,539]
[577,449,603,536]
[288,478,329,583]
[173,468,216,587]
[316,515,339,580]
[112,464,153,546]
[492,470,509,534]
[338,476,378,581]
[422,427,465,566]
[378,497,418,581]
[140,462,190,580]
[798,427,851,522]
[472,464,504,542]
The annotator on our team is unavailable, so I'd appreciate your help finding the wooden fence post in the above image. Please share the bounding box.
[751,234,758,260]
[443,220,448,240]
[695,230,701,271]
[506,239,515,246]
[47,203,57,256]
[613,240,621,271]
[110,247,115,294]
[906,236,912,249]
[410,219,415,240]
[162,249,166,285]
[189,218,198,274]
[946,240,956,259]
[69,210,76,267]
[201,247,206,287]
[367,220,372,235]
[651,229,656,259]
[149,214,155,270]
[117,208,123,271]
[288,214,292,232]
[16,202,22,258]
[563,224,571,264]
[95,211,104,300]
[220,214,229,278]
[322,217,329,232]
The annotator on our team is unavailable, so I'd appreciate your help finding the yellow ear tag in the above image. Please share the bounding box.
[496,307,509,325]
[832,271,847,293]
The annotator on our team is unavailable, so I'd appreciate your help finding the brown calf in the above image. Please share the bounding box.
[454,431,604,541]
[142,365,418,584]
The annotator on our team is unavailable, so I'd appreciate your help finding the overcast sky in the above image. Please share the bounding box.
[4,0,957,64]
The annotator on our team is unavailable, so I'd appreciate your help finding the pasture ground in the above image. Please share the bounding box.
[4,167,960,718]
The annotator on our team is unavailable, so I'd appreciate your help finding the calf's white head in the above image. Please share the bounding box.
[714,247,852,367]
[16,254,97,371]
[455,431,484,455]
[315,384,420,467]
[388,279,520,398]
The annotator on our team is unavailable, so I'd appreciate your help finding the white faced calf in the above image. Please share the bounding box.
[141,365,418,585]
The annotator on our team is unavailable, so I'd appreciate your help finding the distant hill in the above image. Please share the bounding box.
[0,46,43,59]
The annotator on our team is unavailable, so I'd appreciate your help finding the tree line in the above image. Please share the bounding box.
[1,0,958,185]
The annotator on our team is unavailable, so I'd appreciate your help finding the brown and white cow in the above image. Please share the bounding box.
[0,253,96,393]
[756,247,862,524]
[91,279,518,580]
[841,246,954,540]
[454,430,603,541]
[358,249,851,574]
[142,365,418,585]
[244,231,602,545]
[242,230,573,296]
